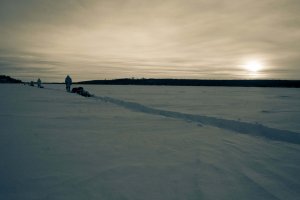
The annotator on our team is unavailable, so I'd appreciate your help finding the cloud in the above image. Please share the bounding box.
[0,0,299,81]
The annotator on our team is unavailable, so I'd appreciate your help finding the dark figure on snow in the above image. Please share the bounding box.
[65,75,72,92]
[37,78,42,88]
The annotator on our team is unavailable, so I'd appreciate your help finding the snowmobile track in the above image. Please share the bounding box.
[94,95,300,145]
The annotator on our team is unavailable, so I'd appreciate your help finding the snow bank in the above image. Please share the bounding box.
[0,84,299,200]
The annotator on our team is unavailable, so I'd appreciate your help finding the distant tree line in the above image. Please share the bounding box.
[1,75,299,87]
[77,78,300,88]
[0,75,22,83]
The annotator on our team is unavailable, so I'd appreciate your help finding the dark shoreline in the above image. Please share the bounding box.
[76,79,300,88]
[0,75,22,83]
[2,75,299,88]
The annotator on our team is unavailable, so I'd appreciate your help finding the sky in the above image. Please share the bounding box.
[0,0,300,82]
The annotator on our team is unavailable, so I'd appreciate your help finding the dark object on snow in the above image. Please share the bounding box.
[71,87,92,97]
[65,75,72,92]
[37,78,43,88]
[30,81,34,86]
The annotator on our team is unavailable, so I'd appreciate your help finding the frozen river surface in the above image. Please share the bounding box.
[0,84,299,200]
[83,85,300,133]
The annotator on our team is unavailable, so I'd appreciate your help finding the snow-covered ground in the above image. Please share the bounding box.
[0,84,299,200]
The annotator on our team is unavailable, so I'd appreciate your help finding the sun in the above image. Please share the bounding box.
[244,60,263,72]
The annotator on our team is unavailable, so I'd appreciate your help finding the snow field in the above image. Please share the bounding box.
[0,84,299,200]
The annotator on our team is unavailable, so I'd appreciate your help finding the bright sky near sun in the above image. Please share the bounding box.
[0,0,300,81]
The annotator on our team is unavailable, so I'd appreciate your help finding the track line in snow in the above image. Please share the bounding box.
[94,96,300,145]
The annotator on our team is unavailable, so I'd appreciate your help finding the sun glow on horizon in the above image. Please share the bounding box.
[244,60,263,73]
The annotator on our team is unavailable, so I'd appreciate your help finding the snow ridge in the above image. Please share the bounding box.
[95,96,300,144]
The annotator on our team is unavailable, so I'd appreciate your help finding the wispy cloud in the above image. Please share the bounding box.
[0,0,299,81]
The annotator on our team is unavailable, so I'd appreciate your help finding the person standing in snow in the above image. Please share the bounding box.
[37,78,42,88]
[65,75,72,92]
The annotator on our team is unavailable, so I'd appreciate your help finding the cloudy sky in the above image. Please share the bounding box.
[0,0,300,81]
